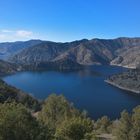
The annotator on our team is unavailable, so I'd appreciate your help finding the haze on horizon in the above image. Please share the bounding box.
[0,0,140,42]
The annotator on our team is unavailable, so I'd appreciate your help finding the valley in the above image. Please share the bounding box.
[0,38,140,140]
[3,65,140,120]
[0,37,140,97]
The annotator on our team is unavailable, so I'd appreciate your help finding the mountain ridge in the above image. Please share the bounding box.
[8,37,140,69]
[0,37,140,71]
[0,39,43,60]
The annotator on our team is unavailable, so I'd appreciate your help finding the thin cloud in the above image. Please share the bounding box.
[0,29,34,42]
[16,30,33,37]
[1,29,14,33]
[0,34,6,39]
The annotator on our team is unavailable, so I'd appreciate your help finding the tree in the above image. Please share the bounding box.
[0,102,48,140]
[38,94,79,130]
[94,116,111,133]
[130,105,140,140]
[114,110,132,140]
[0,79,40,111]
[55,117,94,140]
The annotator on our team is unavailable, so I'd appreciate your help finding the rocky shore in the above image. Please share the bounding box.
[105,79,140,94]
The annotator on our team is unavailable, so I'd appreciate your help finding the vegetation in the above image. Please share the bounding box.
[113,106,140,140]
[1,81,140,140]
[1,94,140,140]
[113,110,132,140]
[55,117,94,140]
[0,102,48,140]
[0,79,40,111]
[0,60,18,76]
[94,116,112,134]
[107,69,140,94]
[0,94,97,140]
[38,94,80,129]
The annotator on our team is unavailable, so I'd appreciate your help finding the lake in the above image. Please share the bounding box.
[3,65,140,119]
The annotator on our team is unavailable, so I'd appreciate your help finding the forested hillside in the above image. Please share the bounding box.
[1,86,140,140]
[0,60,19,76]
[0,79,40,111]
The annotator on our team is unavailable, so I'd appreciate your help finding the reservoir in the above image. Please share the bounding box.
[3,65,140,119]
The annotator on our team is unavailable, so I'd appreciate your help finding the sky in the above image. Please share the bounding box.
[0,0,140,42]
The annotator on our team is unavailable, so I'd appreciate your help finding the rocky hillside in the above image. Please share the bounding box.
[24,58,83,71]
[111,46,140,68]
[9,37,140,68]
[106,69,140,94]
[0,40,42,60]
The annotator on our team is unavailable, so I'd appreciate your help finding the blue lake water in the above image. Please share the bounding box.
[3,65,140,119]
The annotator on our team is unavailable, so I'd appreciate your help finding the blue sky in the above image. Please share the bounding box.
[0,0,140,42]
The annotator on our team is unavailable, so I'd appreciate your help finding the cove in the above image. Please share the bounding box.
[3,65,140,119]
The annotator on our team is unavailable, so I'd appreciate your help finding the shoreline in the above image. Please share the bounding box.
[110,63,136,69]
[105,80,140,94]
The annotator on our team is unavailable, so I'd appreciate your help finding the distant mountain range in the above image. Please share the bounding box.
[0,37,140,72]
[0,40,42,60]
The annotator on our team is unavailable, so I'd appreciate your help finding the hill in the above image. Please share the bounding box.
[0,79,40,111]
[9,37,140,69]
[106,69,140,94]
[0,60,20,76]
[0,40,42,60]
